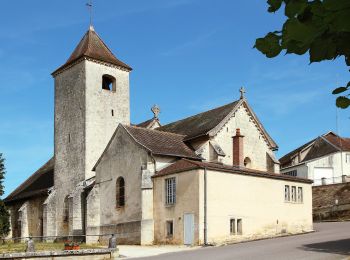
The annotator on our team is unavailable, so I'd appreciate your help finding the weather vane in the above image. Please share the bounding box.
[86,0,93,27]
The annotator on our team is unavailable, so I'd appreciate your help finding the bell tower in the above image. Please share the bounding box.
[51,26,132,236]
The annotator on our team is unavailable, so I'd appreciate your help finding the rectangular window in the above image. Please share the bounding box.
[291,186,297,202]
[282,170,297,177]
[237,219,242,235]
[298,187,303,203]
[165,177,176,205]
[230,219,236,235]
[166,220,174,238]
[284,185,290,202]
[346,154,350,163]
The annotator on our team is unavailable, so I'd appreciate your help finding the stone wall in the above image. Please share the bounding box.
[54,61,86,237]
[53,58,130,238]
[94,126,150,245]
[213,103,277,171]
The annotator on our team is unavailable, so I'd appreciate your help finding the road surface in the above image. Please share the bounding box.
[133,222,350,260]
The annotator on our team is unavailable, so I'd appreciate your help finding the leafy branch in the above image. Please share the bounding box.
[255,0,350,108]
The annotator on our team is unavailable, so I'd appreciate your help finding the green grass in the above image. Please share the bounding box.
[0,242,105,253]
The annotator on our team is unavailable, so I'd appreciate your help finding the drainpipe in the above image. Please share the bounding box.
[204,167,208,246]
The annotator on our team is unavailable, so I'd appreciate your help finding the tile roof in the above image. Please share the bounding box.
[324,133,350,151]
[156,100,278,150]
[157,101,240,140]
[280,132,350,167]
[123,125,200,159]
[154,159,312,183]
[135,118,160,129]
[313,183,350,209]
[53,26,131,75]
[5,158,54,203]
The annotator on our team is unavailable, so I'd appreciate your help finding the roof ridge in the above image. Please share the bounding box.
[159,100,240,129]
[126,125,187,138]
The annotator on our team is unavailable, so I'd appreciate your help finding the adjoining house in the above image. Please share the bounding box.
[280,132,350,186]
[5,26,313,246]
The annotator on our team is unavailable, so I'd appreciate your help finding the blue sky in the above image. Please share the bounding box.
[0,0,349,196]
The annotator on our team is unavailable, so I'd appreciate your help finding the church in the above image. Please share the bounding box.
[5,26,313,245]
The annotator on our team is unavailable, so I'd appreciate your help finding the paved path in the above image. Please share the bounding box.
[131,222,350,260]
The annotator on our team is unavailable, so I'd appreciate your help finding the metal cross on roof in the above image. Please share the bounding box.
[86,0,93,27]
[240,86,246,99]
[151,105,160,119]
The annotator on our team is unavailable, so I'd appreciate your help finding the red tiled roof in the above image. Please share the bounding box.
[53,26,131,75]
[124,125,200,159]
[5,158,54,203]
[280,132,350,168]
[154,159,313,183]
[324,134,350,151]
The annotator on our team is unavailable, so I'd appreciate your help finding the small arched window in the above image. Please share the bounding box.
[244,157,252,168]
[102,74,116,92]
[116,177,125,208]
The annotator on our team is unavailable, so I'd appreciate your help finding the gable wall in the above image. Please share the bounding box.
[213,104,275,171]
[95,127,149,244]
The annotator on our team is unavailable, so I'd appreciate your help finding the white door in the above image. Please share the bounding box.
[314,167,333,185]
[184,213,194,245]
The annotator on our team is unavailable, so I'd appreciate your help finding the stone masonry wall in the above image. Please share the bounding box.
[214,103,277,171]
[94,126,149,244]
[54,61,86,236]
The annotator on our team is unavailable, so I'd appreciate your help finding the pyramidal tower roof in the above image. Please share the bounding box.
[53,26,132,75]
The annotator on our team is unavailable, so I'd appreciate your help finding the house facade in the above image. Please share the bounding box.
[5,26,313,245]
[280,132,350,186]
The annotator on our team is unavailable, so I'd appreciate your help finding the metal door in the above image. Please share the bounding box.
[184,213,194,245]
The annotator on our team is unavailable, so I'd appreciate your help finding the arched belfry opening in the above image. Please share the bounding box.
[102,74,116,91]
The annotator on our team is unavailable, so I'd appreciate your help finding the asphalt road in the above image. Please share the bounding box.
[134,222,350,260]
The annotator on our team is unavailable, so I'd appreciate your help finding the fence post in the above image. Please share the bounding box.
[321,177,326,185]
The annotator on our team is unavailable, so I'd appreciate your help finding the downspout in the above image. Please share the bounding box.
[204,167,208,246]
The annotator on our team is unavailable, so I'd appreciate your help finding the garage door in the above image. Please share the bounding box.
[314,167,333,185]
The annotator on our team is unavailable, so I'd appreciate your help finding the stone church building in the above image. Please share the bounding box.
[5,26,313,245]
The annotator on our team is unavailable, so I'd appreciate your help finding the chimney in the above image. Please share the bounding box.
[232,128,244,167]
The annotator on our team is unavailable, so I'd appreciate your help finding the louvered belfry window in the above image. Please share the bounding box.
[165,177,176,205]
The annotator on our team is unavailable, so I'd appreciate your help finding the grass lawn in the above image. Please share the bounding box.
[0,242,105,253]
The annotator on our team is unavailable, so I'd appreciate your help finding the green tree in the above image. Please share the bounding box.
[0,153,6,196]
[0,154,10,239]
[255,0,350,108]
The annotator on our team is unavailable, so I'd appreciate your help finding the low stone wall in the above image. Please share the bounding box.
[99,221,141,245]
[0,248,118,259]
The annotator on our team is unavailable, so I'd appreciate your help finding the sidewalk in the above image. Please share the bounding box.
[118,245,200,259]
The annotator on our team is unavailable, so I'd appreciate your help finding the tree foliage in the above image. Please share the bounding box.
[0,154,10,238]
[0,201,10,238]
[0,154,5,196]
[255,0,350,108]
